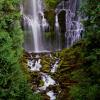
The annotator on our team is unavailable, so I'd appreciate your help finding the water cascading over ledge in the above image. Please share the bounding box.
[55,0,84,48]
[21,0,84,53]
[21,0,50,53]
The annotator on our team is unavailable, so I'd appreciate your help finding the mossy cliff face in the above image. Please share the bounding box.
[44,0,62,40]
[44,0,60,9]
[44,0,66,45]
[44,10,55,40]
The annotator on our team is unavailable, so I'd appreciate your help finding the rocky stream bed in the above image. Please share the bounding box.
[26,52,61,100]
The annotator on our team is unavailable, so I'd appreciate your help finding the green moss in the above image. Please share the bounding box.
[39,80,44,86]
[44,10,55,39]
[44,0,59,9]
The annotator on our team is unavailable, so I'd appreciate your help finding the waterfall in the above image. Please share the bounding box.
[55,15,62,50]
[21,0,83,53]
[41,12,50,32]
[55,0,83,48]
[22,0,49,53]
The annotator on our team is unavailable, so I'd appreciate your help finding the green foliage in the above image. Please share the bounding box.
[32,93,43,100]
[44,0,60,9]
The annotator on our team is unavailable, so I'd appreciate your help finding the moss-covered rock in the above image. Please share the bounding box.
[44,0,60,9]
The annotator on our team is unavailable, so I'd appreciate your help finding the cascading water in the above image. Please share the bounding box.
[21,0,83,52]
[55,15,62,50]
[27,54,58,100]
[41,13,50,32]
[55,0,84,48]
[22,0,49,53]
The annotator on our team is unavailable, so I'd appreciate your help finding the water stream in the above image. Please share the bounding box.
[22,0,49,53]
[27,54,59,100]
[47,91,56,100]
